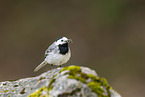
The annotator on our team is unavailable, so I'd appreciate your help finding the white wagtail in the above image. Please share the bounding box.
[34,37,71,72]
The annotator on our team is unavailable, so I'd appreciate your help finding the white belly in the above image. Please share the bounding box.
[45,50,71,66]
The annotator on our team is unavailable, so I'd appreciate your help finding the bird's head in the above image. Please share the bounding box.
[55,37,72,45]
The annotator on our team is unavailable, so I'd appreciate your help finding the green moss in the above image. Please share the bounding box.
[48,79,56,87]
[61,66,88,83]
[28,85,53,97]
[39,77,46,81]
[11,89,16,92]
[3,83,7,85]
[13,85,19,87]
[20,88,25,94]
[68,74,86,83]
[4,90,9,93]
[88,74,111,97]
[99,78,108,87]
[87,82,107,97]
[60,66,111,97]
[28,74,56,97]
[80,72,89,80]
[88,74,98,81]
[60,65,81,73]
[28,86,49,97]
[29,66,112,97]
[47,86,53,92]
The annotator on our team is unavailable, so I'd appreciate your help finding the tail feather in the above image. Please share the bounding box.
[34,61,47,72]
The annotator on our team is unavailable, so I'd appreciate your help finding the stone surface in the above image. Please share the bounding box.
[0,65,121,97]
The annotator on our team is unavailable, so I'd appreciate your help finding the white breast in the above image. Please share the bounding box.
[45,49,71,66]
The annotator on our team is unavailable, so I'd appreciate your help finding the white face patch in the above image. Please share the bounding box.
[55,37,69,45]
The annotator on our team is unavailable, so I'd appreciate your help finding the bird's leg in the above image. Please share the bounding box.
[50,64,54,69]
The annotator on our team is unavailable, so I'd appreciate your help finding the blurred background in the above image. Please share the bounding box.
[0,0,145,97]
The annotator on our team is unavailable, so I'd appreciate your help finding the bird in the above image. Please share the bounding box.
[34,37,71,72]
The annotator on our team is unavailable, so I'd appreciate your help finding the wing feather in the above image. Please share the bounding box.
[45,42,57,57]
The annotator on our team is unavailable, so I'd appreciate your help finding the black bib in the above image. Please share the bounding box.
[59,43,69,55]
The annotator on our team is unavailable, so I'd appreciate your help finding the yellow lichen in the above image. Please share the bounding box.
[29,66,112,97]
[28,86,49,97]
[60,66,111,97]
[87,82,107,97]
[60,65,81,73]
[4,90,9,93]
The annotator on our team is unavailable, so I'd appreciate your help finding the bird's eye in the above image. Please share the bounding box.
[61,40,63,42]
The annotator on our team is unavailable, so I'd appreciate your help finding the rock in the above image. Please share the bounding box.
[0,65,121,97]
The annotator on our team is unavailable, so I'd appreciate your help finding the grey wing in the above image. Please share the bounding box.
[45,42,57,56]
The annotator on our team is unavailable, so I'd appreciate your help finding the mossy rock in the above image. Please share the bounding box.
[0,65,121,97]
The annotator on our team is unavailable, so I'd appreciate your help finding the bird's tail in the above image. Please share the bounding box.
[34,61,47,72]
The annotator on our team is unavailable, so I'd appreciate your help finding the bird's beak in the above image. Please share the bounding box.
[67,39,72,43]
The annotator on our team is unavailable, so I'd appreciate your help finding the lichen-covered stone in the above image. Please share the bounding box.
[0,65,121,97]
[0,69,60,97]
